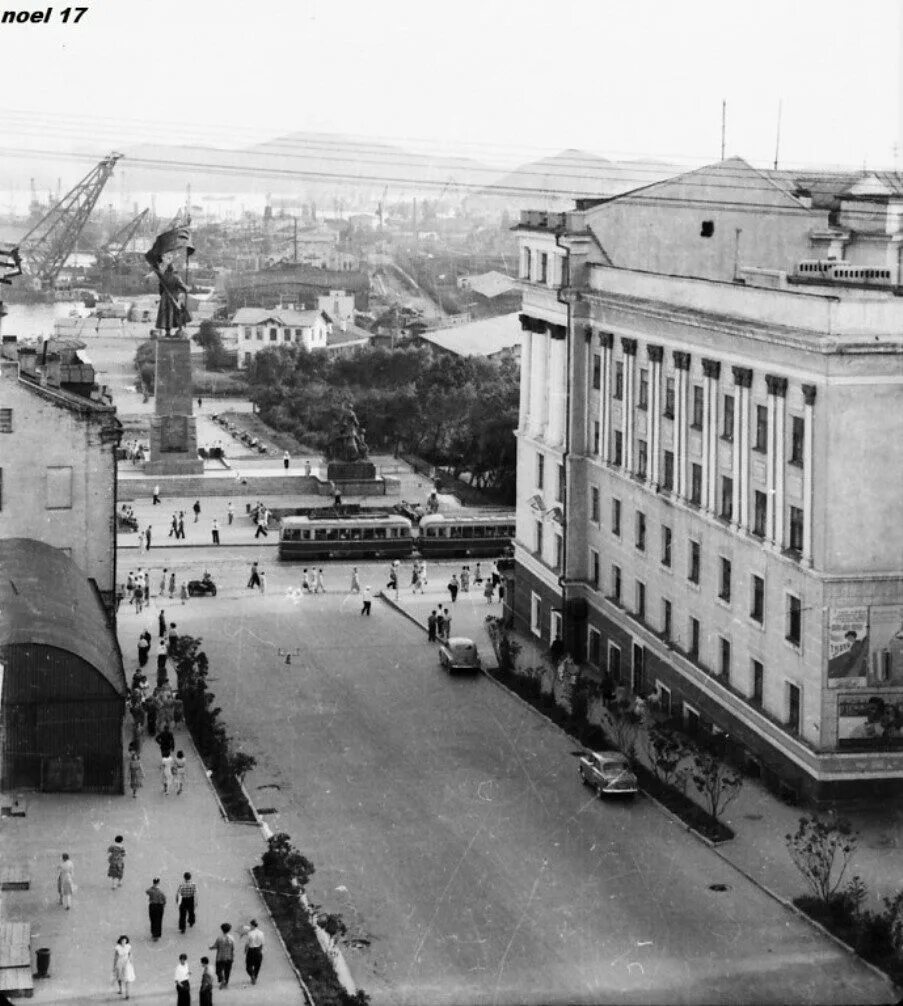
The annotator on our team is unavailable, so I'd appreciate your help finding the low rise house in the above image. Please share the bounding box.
[231,307,331,368]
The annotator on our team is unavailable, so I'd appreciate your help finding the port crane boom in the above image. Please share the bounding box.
[20,152,122,288]
[97,208,149,265]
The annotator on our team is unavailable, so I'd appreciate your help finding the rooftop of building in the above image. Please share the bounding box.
[461,270,521,299]
[415,312,523,358]
[0,335,117,412]
[231,307,330,327]
[0,538,126,695]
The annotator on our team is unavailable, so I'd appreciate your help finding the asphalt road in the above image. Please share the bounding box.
[125,548,895,1006]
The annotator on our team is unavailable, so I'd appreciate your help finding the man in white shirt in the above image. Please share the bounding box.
[243,919,265,984]
[174,953,191,1005]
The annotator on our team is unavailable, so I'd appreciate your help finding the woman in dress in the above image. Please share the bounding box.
[128,749,144,799]
[107,836,126,889]
[57,853,74,909]
[112,934,136,999]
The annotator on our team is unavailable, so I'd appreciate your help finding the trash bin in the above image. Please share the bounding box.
[35,947,51,978]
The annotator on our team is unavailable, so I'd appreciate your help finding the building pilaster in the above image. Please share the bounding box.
[732,366,752,531]
[802,383,816,567]
[767,374,788,548]
[702,358,721,513]
[621,338,637,473]
[673,351,690,498]
[600,331,613,463]
[647,345,663,488]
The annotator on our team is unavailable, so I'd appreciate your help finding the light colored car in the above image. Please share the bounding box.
[578,750,638,797]
[438,637,482,674]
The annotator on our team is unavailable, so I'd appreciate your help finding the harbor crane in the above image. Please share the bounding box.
[97,207,149,266]
[19,153,122,289]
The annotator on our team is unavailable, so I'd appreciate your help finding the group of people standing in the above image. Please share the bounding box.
[123,567,187,611]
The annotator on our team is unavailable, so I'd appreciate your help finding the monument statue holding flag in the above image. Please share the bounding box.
[145,225,194,337]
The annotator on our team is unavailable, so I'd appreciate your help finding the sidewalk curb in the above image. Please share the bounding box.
[238,776,358,1000]
[182,725,230,823]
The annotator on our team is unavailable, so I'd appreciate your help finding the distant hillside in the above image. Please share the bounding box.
[468,149,682,212]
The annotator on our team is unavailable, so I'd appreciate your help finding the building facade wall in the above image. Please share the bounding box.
[0,377,118,606]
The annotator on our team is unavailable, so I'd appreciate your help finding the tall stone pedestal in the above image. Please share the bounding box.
[327,461,377,481]
[145,338,203,476]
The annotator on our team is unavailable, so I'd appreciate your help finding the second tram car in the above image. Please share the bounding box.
[417,513,515,558]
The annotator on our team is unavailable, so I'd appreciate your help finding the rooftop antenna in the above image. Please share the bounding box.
[721,99,726,161]
[773,100,783,171]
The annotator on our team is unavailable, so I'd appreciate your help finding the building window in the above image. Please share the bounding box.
[689,617,701,661]
[283,330,291,341]
[46,465,73,509]
[719,637,731,680]
[660,525,673,568]
[787,682,801,734]
[522,247,532,280]
[662,599,672,641]
[658,683,672,716]
[755,405,768,452]
[614,361,624,400]
[753,491,767,537]
[721,476,733,521]
[243,330,251,341]
[752,660,764,704]
[557,464,566,504]
[722,394,735,440]
[613,430,623,466]
[662,450,674,492]
[592,420,600,455]
[786,594,802,646]
[635,511,646,551]
[638,369,649,409]
[535,521,544,558]
[790,416,805,465]
[701,220,715,237]
[612,565,622,603]
[588,627,602,666]
[530,592,542,636]
[590,486,600,523]
[690,463,702,505]
[589,548,600,589]
[751,575,764,623]
[789,506,804,553]
[691,386,704,428]
[550,609,562,645]
[664,377,675,418]
[688,540,700,584]
[637,440,648,479]
[609,643,622,683]
[539,252,548,284]
[611,498,621,537]
[636,581,646,620]
[256,328,263,341]
[592,353,601,390]
[684,703,700,734]
[0,408,12,433]
[719,557,731,603]
[554,533,563,572]
[243,352,252,366]
[536,452,544,490]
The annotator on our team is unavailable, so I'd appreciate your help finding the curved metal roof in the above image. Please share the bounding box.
[0,538,125,696]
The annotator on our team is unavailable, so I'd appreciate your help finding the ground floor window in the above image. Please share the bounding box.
[656,681,672,717]
[683,702,700,735]
[587,627,601,666]
[550,610,562,645]
[530,592,542,637]
[608,642,622,683]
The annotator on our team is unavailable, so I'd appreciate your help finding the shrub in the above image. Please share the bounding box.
[785,813,859,907]
[261,832,315,888]
[690,748,743,826]
[645,725,692,792]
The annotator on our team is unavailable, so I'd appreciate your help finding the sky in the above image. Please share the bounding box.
[0,0,899,177]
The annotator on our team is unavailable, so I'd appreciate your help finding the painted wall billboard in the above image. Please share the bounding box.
[837,693,903,747]
[827,608,869,688]
[868,605,903,686]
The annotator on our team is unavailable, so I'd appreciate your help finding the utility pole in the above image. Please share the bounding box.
[773,100,783,171]
[721,100,727,161]
[293,216,298,263]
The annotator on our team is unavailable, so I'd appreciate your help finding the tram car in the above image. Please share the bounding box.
[278,514,414,561]
[416,513,515,559]
[792,259,894,287]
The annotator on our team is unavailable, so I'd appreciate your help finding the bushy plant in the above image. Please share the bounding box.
[786,814,859,906]
[607,700,641,765]
[645,726,692,792]
[691,749,743,826]
[261,832,315,887]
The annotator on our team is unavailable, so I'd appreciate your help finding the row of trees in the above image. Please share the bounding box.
[246,343,519,502]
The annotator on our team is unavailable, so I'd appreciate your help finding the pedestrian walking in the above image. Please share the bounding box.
[129,750,144,798]
[57,853,75,909]
[134,583,145,614]
[484,578,494,603]
[146,879,166,939]
[157,724,176,757]
[211,519,220,545]
[387,565,398,594]
[112,935,136,1000]
[173,750,186,795]
[144,570,151,599]
[436,610,445,640]
[160,569,168,597]
[209,923,235,988]
[153,484,161,505]
[199,956,216,1006]
[169,571,176,598]
[174,953,191,1005]
[475,562,483,584]
[144,695,158,737]
[427,610,437,642]
[136,530,144,554]
[420,559,428,587]
[443,607,452,640]
[302,568,311,592]
[259,570,267,594]
[447,574,459,603]
[242,920,264,985]
[107,835,126,889]
[314,568,325,594]
[156,638,168,683]
[491,561,501,588]
[361,586,372,616]
[177,512,186,539]
[161,752,174,795]
[254,513,268,538]
[304,459,311,476]
[461,566,470,592]
[176,872,197,934]
[169,513,178,538]
[227,501,234,525]
[138,631,151,667]
[198,396,203,410]
[247,562,261,590]
[498,581,505,605]
[283,450,290,469]
[145,526,152,550]
[159,608,167,638]
[350,566,360,593]
[193,500,201,523]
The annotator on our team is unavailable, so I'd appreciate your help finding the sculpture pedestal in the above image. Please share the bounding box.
[327,461,377,481]
[146,338,203,475]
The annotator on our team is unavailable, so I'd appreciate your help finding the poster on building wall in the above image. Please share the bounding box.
[869,605,903,686]
[837,693,903,747]
[827,608,869,688]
